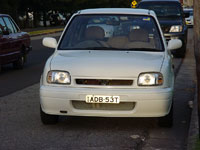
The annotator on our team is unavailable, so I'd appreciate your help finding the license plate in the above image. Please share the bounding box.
[86,95,120,104]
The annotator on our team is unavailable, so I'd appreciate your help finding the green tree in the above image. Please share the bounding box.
[1,0,133,28]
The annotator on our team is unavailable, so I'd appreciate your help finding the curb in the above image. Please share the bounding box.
[30,30,63,37]
[187,86,199,150]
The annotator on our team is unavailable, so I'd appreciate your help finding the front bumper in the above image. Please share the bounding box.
[40,86,173,118]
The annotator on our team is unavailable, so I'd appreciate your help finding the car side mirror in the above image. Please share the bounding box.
[167,39,182,51]
[42,37,57,49]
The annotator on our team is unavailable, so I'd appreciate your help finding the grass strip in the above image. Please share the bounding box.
[195,138,200,150]
[28,28,64,36]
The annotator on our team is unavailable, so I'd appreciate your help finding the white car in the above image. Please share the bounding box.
[184,8,193,27]
[40,8,182,127]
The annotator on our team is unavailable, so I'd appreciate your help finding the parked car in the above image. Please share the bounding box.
[137,0,188,58]
[40,8,182,127]
[0,14,31,71]
[49,13,66,26]
[184,8,194,27]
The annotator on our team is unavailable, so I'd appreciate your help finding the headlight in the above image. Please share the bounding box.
[169,25,183,32]
[47,71,71,84]
[138,73,163,86]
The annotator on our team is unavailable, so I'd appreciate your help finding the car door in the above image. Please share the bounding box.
[0,22,4,65]
[3,16,21,63]
[0,17,11,65]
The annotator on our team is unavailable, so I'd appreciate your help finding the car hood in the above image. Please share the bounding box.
[158,18,183,26]
[50,50,165,78]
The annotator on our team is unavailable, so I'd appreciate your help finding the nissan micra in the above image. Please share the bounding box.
[40,8,182,127]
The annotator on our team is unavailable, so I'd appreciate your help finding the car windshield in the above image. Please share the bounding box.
[184,9,193,16]
[59,14,163,51]
[138,2,182,18]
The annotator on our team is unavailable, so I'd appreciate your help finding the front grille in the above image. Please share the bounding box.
[76,79,133,86]
[161,26,171,33]
[72,101,135,111]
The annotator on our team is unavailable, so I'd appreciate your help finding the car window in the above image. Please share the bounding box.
[0,17,6,32]
[59,15,163,51]
[9,18,18,33]
[0,28,2,35]
[137,2,182,18]
[3,17,15,34]
[184,9,193,17]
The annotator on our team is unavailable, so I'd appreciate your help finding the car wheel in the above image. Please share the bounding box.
[158,102,173,128]
[40,107,58,125]
[13,54,25,69]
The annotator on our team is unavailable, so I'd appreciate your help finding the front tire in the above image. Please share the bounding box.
[13,54,25,69]
[158,102,173,128]
[40,107,58,125]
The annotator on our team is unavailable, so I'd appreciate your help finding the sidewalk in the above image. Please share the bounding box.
[186,43,199,149]
[187,87,199,150]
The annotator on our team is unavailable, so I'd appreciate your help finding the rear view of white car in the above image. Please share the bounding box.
[40,8,182,127]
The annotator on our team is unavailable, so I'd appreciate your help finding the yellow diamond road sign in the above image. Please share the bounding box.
[131,0,137,8]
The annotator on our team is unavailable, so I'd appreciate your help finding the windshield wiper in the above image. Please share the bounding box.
[86,47,123,50]
[62,47,162,52]
[64,47,123,50]
[126,48,163,52]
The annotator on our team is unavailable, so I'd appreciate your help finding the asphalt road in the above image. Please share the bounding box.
[0,29,196,150]
[0,33,60,97]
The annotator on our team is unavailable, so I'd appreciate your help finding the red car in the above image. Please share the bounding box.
[0,14,31,71]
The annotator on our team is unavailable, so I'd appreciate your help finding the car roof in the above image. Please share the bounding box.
[78,8,156,17]
[183,8,193,11]
[0,14,9,16]
[139,0,180,2]
[0,14,10,17]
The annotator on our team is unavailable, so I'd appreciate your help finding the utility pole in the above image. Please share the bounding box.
[193,0,200,138]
